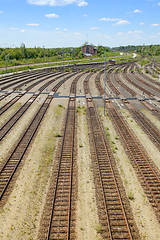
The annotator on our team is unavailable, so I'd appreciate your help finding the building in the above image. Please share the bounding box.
[81,45,97,57]
[108,59,115,65]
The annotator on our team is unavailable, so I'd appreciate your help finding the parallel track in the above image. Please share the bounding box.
[0,73,76,202]
[125,103,160,151]
[84,74,138,239]
[39,73,85,240]
[0,73,73,140]
[0,71,62,115]
[0,70,58,102]
[95,74,160,221]
[108,69,160,151]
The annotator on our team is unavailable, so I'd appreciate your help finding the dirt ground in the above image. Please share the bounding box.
[88,73,160,240]
[98,106,160,240]
[0,101,66,239]
[76,73,102,240]
[0,71,160,240]
[0,74,74,240]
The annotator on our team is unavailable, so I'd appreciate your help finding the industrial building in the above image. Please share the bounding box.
[81,45,97,57]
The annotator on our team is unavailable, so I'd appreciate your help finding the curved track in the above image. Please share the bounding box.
[38,72,85,240]
[0,71,63,115]
[84,74,138,239]
[0,73,74,141]
[95,73,160,221]
[0,73,76,203]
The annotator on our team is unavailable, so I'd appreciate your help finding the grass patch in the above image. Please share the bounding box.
[95,224,102,234]
[128,191,134,200]
[58,104,63,108]
[53,132,62,137]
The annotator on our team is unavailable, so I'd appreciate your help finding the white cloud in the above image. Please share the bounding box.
[96,33,110,39]
[55,27,60,30]
[117,32,124,35]
[133,9,143,13]
[115,20,130,25]
[64,28,68,31]
[90,27,98,30]
[99,17,130,26]
[45,13,59,18]
[139,22,144,25]
[78,1,88,6]
[73,32,81,35]
[99,17,121,22]
[150,35,157,39]
[158,2,160,6]
[20,29,25,32]
[9,27,19,30]
[0,11,3,14]
[28,0,88,6]
[26,23,40,26]
[128,30,143,34]
[151,23,159,27]
[83,14,88,17]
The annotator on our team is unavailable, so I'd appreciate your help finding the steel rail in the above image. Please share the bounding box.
[94,72,160,219]
[46,73,84,240]
[0,73,73,140]
[0,69,47,87]
[84,74,134,239]
[105,69,160,151]
[0,70,58,102]
[0,72,77,201]
[0,72,65,115]
[125,106,160,151]
[108,105,160,216]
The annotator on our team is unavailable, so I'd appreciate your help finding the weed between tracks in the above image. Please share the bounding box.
[98,105,160,240]
[0,102,22,126]
[77,106,102,240]
[0,104,65,240]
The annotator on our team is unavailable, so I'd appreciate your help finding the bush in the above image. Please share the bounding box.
[128,191,134,200]
[53,133,61,137]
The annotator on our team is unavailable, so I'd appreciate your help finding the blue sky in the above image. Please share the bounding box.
[0,0,160,48]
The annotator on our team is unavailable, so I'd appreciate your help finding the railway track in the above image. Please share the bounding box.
[141,101,160,121]
[0,71,61,107]
[94,74,160,221]
[0,68,47,81]
[0,72,77,203]
[0,71,61,115]
[122,63,160,97]
[131,72,160,94]
[0,69,49,90]
[84,74,138,239]
[38,72,85,240]
[0,73,74,141]
[107,69,160,151]
[114,70,136,97]
[134,70,160,88]
[124,103,160,151]
[0,70,58,102]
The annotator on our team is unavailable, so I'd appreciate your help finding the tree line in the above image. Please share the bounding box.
[113,44,160,56]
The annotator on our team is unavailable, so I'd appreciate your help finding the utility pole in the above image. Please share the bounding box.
[43,46,45,63]
[27,50,29,68]
[48,49,50,66]
[72,48,75,72]
[4,45,7,72]
[58,48,72,89]
[104,48,106,116]
[63,48,65,89]
[153,47,156,67]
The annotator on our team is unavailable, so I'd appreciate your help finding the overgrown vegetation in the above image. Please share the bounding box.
[2,43,160,75]
[113,44,160,56]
